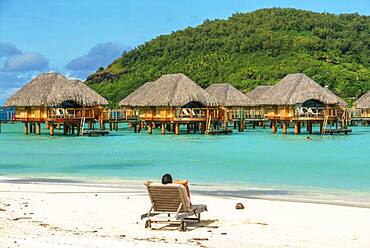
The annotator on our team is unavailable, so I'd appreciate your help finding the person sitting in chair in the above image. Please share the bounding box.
[161,173,191,201]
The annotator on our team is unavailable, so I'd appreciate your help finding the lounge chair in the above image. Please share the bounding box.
[56,108,64,118]
[299,107,306,116]
[307,108,315,116]
[141,181,207,231]
[182,108,190,117]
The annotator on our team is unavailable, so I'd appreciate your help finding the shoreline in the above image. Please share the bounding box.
[1,178,370,247]
[1,175,369,209]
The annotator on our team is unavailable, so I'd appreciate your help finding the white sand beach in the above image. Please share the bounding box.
[1,179,370,248]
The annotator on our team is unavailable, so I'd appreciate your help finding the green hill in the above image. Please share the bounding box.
[86,8,370,106]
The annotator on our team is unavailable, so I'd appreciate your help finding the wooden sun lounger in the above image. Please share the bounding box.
[141,182,207,231]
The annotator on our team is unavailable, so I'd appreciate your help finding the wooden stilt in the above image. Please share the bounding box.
[252,122,256,129]
[24,122,29,135]
[148,122,153,134]
[175,123,179,135]
[76,123,81,136]
[161,123,165,135]
[50,123,54,136]
[271,121,277,133]
[63,124,67,135]
[129,122,133,128]
[133,124,137,133]
[89,122,93,130]
[100,121,105,130]
[46,122,50,129]
[29,123,33,133]
[294,122,300,135]
[320,121,324,134]
[199,123,203,133]
[193,123,197,133]
[283,121,287,134]
[187,123,190,134]
[240,122,244,132]
[109,123,113,131]
[57,123,61,130]
[36,122,41,135]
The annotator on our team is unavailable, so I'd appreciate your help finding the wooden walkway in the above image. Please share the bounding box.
[324,128,352,135]
[83,130,109,136]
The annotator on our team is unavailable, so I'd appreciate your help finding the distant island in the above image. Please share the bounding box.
[86,8,370,106]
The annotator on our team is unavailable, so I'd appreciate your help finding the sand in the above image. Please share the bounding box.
[0,178,370,248]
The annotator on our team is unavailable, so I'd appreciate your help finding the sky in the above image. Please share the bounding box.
[0,0,369,104]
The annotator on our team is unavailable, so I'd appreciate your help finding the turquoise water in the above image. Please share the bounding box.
[0,123,370,197]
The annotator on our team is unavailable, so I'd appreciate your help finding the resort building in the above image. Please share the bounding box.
[5,72,109,136]
[119,73,221,135]
[205,83,254,131]
[255,73,347,134]
[245,85,271,125]
[352,91,370,125]
[245,85,271,101]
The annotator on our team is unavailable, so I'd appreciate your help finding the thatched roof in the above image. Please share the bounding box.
[256,73,340,106]
[5,73,108,107]
[205,83,254,107]
[245,86,271,101]
[354,91,370,109]
[119,81,154,107]
[323,87,348,107]
[119,73,219,107]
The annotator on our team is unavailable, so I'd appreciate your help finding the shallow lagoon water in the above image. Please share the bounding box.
[0,123,369,202]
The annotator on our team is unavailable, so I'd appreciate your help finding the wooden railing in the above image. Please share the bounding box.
[263,107,339,119]
[109,109,138,120]
[48,108,96,119]
[245,110,265,119]
[174,108,219,119]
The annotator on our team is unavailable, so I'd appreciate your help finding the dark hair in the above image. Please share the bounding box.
[161,173,173,184]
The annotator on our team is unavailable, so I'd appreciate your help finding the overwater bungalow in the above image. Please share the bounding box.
[5,72,109,136]
[256,73,347,134]
[245,85,271,125]
[119,73,221,135]
[352,91,370,125]
[205,83,254,131]
[245,85,271,101]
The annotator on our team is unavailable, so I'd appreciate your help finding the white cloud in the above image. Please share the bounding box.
[2,53,49,72]
[0,42,22,57]
[0,87,20,105]
[65,42,131,79]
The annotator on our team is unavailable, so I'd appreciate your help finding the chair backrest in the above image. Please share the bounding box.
[182,109,190,116]
[145,182,190,213]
